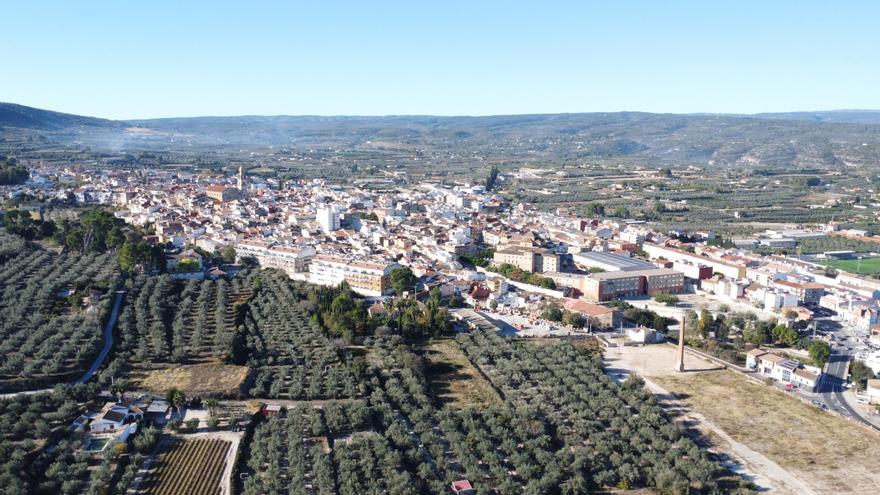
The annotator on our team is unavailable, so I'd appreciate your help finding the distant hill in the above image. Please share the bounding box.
[0,102,117,130]
[751,110,880,125]
[124,111,880,169]
[3,102,880,170]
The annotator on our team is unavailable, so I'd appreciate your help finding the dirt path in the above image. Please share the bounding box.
[642,377,818,495]
[603,345,819,494]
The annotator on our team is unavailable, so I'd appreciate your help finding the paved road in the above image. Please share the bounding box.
[817,352,856,413]
[811,316,880,430]
[76,290,125,384]
[0,291,125,399]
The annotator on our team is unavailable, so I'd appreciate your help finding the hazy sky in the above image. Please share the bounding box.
[3,1,879,119]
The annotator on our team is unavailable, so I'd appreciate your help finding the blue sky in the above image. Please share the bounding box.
[2,1,878,119]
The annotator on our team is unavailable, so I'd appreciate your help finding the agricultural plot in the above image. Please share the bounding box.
[116,272,257,364]
[422,340,501,409]
[333,433,415,495]
[363,336,565,494]
[455,330,735,494]
[0,241,745,495]
[366,334,717,494]
[140,437,231,495]
[129,363,249,398]
[240,403,376,495]
[243,273,364,400]
[511,170,869,235]
[114,270,365,399]
[0,231,118,390]
[365,337,465,492]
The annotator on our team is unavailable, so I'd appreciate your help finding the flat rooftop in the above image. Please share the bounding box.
[573,251,655,271]
[591,267,682,280]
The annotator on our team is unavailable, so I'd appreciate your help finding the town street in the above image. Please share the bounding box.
[809,315,880,430]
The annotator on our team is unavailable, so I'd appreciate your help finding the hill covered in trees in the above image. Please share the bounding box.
[0,102,116,130]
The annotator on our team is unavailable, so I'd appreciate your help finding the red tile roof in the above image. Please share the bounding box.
[451,480,473,491]
[562,298,613,316]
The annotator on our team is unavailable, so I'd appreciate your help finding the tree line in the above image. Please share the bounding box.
[3,208,165,273]
[0,157,28,185]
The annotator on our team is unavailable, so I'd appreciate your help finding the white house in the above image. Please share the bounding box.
[745,348,764,369]
[790,367,820,391]
[89,403,143,433]
[626,327,665,344]
[746,348,820,392]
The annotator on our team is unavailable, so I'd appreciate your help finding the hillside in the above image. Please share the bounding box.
[752,110,880,125]
[3,102,880,170]
[0,102,117,130]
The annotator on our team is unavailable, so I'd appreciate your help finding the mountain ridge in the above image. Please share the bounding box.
[3,102,880,170]
[5,101,880,127]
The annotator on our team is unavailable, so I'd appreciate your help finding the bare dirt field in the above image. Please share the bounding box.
[606,344,880,494]
[423,339,501,409]
[655,370,880,495]
[130,364,249,397]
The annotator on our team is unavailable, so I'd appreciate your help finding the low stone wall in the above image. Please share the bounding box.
[475,266,566,298]
[662,342,754,373]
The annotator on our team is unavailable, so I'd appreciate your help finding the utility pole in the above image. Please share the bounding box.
[675,314,686,373]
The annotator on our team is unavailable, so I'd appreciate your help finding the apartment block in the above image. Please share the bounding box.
[316,205,340,234]
[492,247,559,273]
[580,268,684,302]
[237,241,317,277]
[309,255,399,297]
[773,279,825,304]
